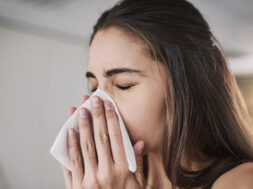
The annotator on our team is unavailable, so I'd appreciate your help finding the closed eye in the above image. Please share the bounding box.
[89,83,136,93]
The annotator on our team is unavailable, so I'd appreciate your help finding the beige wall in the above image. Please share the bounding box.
[0,25,89,189]
[236,75,253,126]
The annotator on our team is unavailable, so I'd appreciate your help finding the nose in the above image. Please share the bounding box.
[93,85,113,99]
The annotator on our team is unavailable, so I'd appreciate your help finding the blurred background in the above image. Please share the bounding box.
[0,0,252,188]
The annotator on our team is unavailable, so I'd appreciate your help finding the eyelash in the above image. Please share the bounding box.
[89,83,136,93]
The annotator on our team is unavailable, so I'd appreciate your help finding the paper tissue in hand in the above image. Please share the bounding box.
[49,88,137,172]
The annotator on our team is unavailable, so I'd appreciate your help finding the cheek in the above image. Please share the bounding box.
[118,91,165,152]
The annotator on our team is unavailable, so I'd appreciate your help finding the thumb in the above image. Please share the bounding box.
[133,140,145,187]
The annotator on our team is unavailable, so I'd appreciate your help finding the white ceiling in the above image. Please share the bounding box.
[0,0,253,74]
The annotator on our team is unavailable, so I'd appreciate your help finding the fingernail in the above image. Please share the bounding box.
[79,108,88,118]
[68,128,74,138]
[92,96,100,107]
[104,100,112,110]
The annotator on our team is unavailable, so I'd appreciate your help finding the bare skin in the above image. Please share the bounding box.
[60,27,253,189]
[60,27,171,188]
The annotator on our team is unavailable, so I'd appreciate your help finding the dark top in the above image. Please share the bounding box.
[203,159,253,189]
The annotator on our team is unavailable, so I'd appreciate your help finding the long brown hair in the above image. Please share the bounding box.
[88,0,253,188]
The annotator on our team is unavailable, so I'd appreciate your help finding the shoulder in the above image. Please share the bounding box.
[212,162,253,189]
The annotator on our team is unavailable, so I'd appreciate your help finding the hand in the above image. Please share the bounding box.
[60,95,146,189]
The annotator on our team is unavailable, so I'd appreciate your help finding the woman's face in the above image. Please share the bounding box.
[87,27,167,154]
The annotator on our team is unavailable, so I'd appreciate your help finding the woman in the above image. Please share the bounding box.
[60,0,253,188]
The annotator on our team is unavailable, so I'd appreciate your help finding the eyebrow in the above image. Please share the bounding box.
[85,68,145,79]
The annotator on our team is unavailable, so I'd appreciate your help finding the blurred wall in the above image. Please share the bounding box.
[0,25,89,189]
[236,75,253,126]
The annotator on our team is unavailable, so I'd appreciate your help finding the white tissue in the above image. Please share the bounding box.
[49,88,137,172]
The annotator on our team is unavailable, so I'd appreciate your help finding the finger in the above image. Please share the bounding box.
[78,107,98,178]
[69,107,77,117]
[68,95,89,118]
[81,95,90,104]
[67,128,84,187]
[68,95,89,117]
[133,140,145,186]
[60,164,73,189]
[90,96,113,170]
[103,100,127,165]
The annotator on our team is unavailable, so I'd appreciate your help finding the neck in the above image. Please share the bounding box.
[143,151,172,189]
[142,149,213,189]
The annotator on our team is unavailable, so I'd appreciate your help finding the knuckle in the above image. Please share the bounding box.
[105,107,116,117]
[83,178,100,189]
[94,108,104,117]
[67,137,76,149]
[93,107,104,117]
[112,129,122,141]
[83,139,95,153]
[136,157,143,165]
[99,173,113,187]
[79,119,89,129]
[117,164,129,178]
[70,153,82,167]
[98,132,109,145]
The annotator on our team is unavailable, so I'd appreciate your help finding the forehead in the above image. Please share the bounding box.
[88,27,152,72]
